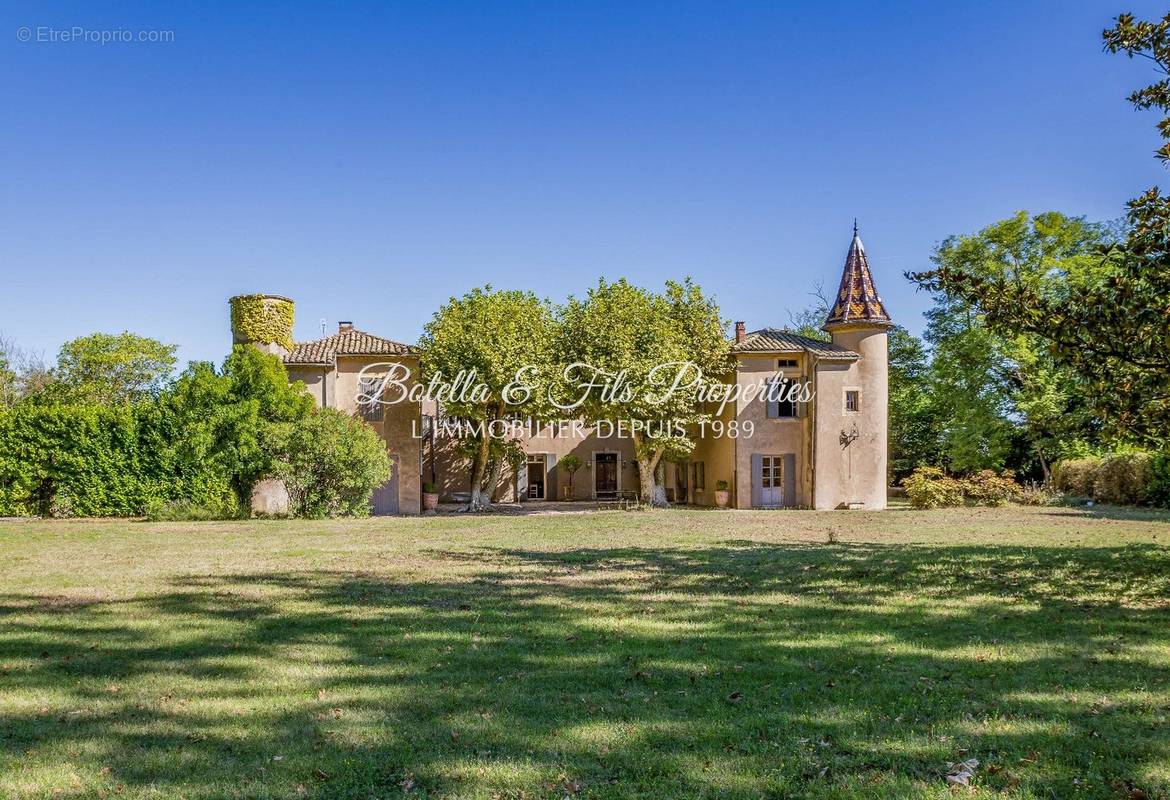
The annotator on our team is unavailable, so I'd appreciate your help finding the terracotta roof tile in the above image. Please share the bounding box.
[284,329,416,364]
[732,328,859,359]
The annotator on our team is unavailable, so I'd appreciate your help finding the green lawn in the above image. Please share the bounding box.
[1,507,1169,799]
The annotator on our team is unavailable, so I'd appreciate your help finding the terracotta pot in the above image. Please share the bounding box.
[422,492,439,512]
[714,489,730,509]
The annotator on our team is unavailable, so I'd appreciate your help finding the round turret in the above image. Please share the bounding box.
[229,294,295,356]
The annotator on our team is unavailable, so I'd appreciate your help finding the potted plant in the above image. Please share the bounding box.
[422,482,440,512]
[558,455,582,501]
[714,479,730,508]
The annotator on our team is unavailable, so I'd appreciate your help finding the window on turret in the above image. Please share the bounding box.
[845,390,860,413]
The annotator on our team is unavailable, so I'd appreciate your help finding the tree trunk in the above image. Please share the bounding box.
[466,403,507,512]
[485,456,506,503]
[1037,449,1051,484]
[467,428,492,512]
[634,434,668,508]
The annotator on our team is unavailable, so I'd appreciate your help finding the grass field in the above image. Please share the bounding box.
[1,506,1169,799]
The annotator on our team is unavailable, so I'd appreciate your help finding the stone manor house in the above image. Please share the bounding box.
[233,229,891,514]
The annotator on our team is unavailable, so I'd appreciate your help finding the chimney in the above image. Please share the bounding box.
[734,321,746,344]
[338,321,353,333]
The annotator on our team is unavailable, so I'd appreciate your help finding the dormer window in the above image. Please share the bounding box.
[777,358,798,368]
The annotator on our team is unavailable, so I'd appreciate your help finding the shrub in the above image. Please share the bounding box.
[1017,484,1057,506]
[267,409,392,518]
[903,467,965,509]
[903,466,1028,509]
[1148,451,1170,509]
[961,470,1023,507]
[1052,457,1102,497]
[1092,452,1152,506]
[422,482,439,494]
[0,403,147,516]
[715,479,729,491]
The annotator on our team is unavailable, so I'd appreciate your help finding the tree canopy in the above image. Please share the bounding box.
[557,278,729,506]
[419,286,556,510]
[910,14,1170,445]
[54,332,177,405]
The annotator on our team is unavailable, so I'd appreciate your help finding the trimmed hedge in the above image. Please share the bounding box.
[0,402,236,517]
[1052,451,1166,507]
[1052,457,1101,498]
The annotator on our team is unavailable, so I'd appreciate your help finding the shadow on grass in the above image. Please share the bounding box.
[1,542,1169,799]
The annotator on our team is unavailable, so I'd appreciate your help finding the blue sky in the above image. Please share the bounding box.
[1,0,1167,366]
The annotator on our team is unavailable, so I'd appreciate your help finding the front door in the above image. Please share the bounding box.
[594,453,618,498]
[372,453,400,515]
[674,461,689,504]
[526,454,546,499]
[760,455,783,508]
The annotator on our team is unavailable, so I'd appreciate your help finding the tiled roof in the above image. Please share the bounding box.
[732,328,859,359]
[283,329,416,364]
[823,228,891,329]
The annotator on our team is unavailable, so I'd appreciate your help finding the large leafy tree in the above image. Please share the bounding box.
[54,331,177,405]
[910,15,1170,444]
[917,213,1108,474]
[419,287,555,511]
[557,278,729,507]
[887,325,940,479]
[922,294,1015,473]
[160,346,313,506]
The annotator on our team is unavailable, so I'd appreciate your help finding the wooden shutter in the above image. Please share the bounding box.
[751,453,763,508]
[783,453,796,507]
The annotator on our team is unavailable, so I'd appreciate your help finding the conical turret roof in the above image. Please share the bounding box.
[823,223,891,330]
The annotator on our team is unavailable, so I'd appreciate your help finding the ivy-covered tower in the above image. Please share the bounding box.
[228,294,295,357]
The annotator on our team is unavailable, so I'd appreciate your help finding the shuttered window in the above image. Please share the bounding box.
[358,377,384,421]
